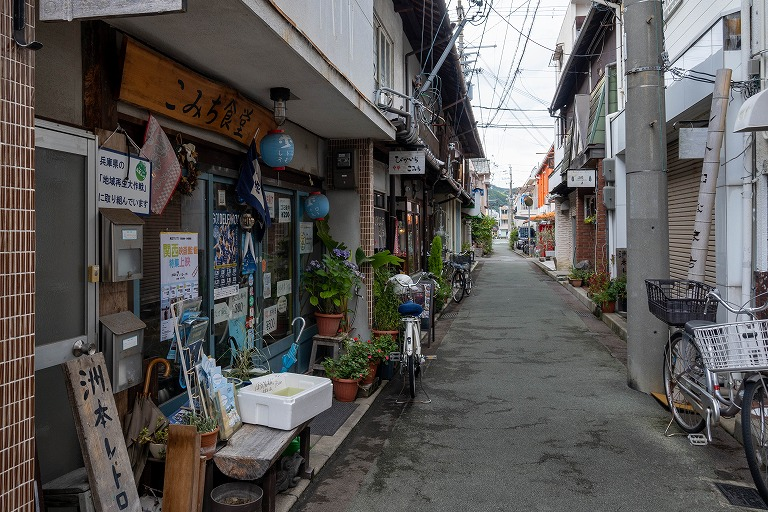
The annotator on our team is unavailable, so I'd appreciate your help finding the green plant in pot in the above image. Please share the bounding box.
[138,417,169,460]
[322,341,369,402]
[372,267,401,334]
[180,411,220,456]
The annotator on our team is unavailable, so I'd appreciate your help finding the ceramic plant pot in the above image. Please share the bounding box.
[315,312,343,337]
[331,377,360,402]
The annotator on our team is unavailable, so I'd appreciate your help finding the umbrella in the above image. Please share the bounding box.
[280,317,306,372]
[123,358,171,481]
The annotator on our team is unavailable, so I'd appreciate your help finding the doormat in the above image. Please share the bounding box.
[714,482,768,509]
[309,400,358,436]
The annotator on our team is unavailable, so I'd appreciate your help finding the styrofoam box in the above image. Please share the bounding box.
[237,373,332,430]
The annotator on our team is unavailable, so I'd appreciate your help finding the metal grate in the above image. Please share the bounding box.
[441,312,459,319]
[572,311,592,318]
[714,483,768,509]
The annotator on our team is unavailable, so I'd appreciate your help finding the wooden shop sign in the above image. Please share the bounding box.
[119,39,276,145]
[40,0,186,21]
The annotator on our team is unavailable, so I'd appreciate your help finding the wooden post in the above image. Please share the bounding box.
[688,68,732,282]
[162,425,201,512]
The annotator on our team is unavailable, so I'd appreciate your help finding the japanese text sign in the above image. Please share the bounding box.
[389,150,426,175]
[119,39,275,145]
[566,169,596,188]
[160,232,199,340]
[97,148,152,215]
[63,353,140,512]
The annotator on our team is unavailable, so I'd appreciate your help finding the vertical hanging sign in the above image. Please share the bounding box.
[213,211,240,300]
[160,232,199,341]
[63,353,140,512]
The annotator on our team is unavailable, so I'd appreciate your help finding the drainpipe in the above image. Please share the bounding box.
[742,0,755,306]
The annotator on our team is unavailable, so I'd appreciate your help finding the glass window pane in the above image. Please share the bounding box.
[263,191,294,345]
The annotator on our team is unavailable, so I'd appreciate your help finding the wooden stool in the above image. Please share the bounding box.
[307,334,346,374]
[43,467,96,512]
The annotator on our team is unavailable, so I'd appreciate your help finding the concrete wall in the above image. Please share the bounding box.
[664,0,739,63]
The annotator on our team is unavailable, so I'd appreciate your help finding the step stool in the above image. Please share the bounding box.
[43,467,96,512]
[307,334,346,374]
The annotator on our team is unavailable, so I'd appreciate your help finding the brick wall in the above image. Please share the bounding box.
[573,161,608,274]
[0,1,37,510]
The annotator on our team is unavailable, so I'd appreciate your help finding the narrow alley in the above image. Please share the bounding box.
[293,242,757,512]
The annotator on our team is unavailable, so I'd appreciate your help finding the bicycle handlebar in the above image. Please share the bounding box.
[705,288,768,319]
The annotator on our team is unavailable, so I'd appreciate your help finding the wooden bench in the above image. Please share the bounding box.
[213,421,313,512]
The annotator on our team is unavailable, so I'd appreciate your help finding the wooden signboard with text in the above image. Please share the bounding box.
[119,38,276,146]
[63,353,140,512]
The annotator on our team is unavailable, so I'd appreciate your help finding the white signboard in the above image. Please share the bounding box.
[213,302,230,324]
[159,232,199,341]
[278,198,291,223]
[263,273,272,299]
[41,0,186,21]
[389,150,426,175]
[265,192,275,218]
[229,287,247,319]
[97,148,152,214]
[567,169,597,188]
[276,280,291,297]
[264,305,278,334]
[300,222,313,254]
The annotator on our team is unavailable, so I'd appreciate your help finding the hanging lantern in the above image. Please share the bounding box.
[305,191,329,220]
[260,129,294,170]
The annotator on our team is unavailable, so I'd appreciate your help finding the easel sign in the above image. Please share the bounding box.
[63,353,140,512]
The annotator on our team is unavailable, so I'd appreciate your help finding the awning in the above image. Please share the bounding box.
[735,89,768,132]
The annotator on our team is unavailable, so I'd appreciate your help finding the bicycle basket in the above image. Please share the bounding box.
[645,279,716,327]
[451,253,471,265]
[693,319,768,372]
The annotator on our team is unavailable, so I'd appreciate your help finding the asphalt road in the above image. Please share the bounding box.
[292,241,758,511]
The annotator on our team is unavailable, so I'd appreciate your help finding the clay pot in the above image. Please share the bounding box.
[315,313,343,337]
[331,377,360,402]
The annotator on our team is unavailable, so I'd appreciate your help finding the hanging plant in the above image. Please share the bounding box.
[175,136,200,196]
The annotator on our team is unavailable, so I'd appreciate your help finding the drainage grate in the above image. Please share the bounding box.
[441,312,459,319]
[714,482,768,509]
[572,311,592,318]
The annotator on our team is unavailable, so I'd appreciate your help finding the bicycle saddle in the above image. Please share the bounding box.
[398,301,423,316]
[685,319,715,337]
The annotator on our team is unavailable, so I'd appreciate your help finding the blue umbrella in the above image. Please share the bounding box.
[280,317,306,372]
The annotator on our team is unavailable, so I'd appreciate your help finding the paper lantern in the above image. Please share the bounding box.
[305,192,329,220]
[260,129,294,170]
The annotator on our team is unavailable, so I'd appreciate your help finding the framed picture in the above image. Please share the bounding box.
[336,151,353,169]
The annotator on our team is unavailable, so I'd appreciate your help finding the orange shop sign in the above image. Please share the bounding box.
[119,38,275,145]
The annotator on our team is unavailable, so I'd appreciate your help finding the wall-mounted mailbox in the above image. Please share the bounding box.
[99,311,146,393]
[333,150,356,189]
[101,208,144,282]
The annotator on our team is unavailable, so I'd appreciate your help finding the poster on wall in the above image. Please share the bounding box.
[265,192,275,221]
[160,232,199,341]
[300,222,313,254]
[97,147,152,214]
[213,211,240,300]
[278,198,291,223]
[264,305,278,334]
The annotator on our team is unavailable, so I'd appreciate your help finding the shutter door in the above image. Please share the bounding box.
[667,139,716,285]
[141,195,183,306]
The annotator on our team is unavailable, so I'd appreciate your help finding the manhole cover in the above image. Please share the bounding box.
[714,482,768,509]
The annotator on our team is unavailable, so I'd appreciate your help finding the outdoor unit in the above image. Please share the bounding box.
[602,158,615,182]
[603,186,616,210]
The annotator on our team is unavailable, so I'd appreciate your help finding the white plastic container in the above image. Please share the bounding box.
[237,373,332,430]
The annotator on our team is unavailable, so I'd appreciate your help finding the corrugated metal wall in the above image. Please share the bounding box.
[667,138,716,285]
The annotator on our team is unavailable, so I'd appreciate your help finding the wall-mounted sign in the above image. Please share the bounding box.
[97,148,151,214]
[41,0,186,21]
[389,150,425,175]
[299,222,313,254]
[159,232,199,341]
[213,211,240,300]
[119,39,275,145]
[567,169,596,188]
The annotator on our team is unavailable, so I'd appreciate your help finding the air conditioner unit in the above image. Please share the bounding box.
[603,186,616,210]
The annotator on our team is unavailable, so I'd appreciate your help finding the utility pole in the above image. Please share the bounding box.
[624,0,668,393]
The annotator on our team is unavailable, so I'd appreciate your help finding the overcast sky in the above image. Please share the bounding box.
[457,0,568,189]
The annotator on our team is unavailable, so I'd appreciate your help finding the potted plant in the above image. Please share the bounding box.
[372,333,399,380]
[180,411,220,457]
[347,337,381,386]
[138,417,169,460]
[567,268,584,287]
[321,339,368,402]
[591,286,618,314]
[302,248,364,336]
[613,274,627,312]
[372,267,401,336]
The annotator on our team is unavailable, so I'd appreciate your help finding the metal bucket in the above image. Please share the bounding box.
[210,482,263,512]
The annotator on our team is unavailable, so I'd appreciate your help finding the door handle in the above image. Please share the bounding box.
[72,339,96,357]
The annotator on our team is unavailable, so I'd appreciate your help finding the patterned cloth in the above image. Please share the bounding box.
[143,114,182,215]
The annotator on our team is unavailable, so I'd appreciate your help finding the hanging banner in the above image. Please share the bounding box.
[300,222,314,254]
[213,211,240,300]
[97,147,152,214]
[389,150,425,175]
[160,232,199,341]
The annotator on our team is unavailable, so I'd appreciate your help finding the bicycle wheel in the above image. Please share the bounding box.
[451,271,465,303]
[464,271,472,295]
[663,332,705,433]
[407,353,417,398]
[743,378,768,503]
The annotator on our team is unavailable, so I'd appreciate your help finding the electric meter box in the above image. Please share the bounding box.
[99,311,146,393]
[100,208,144,282]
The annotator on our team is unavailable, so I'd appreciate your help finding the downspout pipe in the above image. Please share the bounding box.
[742,0,754,307]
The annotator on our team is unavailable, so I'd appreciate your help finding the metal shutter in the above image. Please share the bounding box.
[667,139,716,285]
[140,195,182,306]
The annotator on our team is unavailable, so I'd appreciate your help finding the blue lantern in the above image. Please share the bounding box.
[305,192,329,220]
[260,129,295,170]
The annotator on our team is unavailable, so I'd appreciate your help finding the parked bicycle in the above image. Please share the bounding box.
[388,272,435,401]
[448,251,473,303]
[646,279,768,501]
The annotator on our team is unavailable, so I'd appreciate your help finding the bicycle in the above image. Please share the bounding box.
[448,251,473,303]
[646,279,768,500]
[388,272,435,402]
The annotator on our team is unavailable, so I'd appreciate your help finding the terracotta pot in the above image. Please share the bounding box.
[315,312,343,337]
[568,279,582,287]
[360,361,379,386]
[200,426,220,460]
[601,301,616,314]
[371,329,399,338]
[331,377,360,402]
